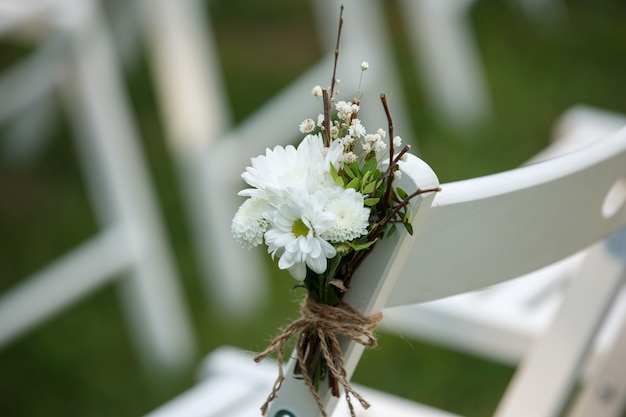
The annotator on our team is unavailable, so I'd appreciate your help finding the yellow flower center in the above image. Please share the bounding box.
[292,219,310,238]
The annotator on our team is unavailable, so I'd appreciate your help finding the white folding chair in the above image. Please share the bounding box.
[136,0,412,318]
[145,122,626,416]
[0,0,196,372]
[382,105,626,368]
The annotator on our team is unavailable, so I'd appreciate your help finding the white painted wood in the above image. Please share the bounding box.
[381,106,626,367]
[494,242,626,417]
[387,127,626,307]
[147,346,461,417]
[567,304,626,417]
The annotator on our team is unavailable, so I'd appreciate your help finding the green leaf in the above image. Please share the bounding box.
[386,224,397,237]
[362,181,376,195]
[344,162,358,179]
[346,177,361,190]
[348,239,377,251]
[363,157,378,174]
[403,221,414,235]
[364,197,380,206]
[330,162,345,187]
[396,186,408,200]
[361,170,371,186]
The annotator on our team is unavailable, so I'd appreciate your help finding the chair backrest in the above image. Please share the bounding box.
[267,127,626,416]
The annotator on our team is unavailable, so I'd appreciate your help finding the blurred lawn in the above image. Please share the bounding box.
[1,0,626,416]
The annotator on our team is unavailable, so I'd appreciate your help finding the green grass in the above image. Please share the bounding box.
[1,0,626,416]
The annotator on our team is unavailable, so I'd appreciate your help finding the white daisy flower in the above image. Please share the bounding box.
[265,190,337,280]
[321,188,370,243]
[231,197,269,249]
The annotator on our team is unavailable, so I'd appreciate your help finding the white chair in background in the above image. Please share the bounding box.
[398,0,492,129]
[145,120,626,416]
[0,0,196,372]
[136,0,412,318]
[396,0,567,130]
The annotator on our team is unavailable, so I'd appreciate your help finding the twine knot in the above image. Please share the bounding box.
[254,297,383,417]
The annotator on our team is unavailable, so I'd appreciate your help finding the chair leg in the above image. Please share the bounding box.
[566,291,626,417]
[494,242,626,417]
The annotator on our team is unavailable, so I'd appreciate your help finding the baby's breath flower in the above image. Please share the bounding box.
[340,151,358,164]
[365,133,380,143]
[374,140,386,153]
[393,136,402,147]
[341,134,355,145]
[299,118,316,134]
[360,61,369,71]
[330,125,339,139]
[317,114,325,127]
[311,85,323,97]
[335,101,352,120]
[377,128,386,138]
[348,120,366,138]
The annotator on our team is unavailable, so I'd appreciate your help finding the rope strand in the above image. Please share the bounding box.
[254,297,382,417]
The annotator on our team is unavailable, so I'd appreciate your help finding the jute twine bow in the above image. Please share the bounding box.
[254,297,383,417]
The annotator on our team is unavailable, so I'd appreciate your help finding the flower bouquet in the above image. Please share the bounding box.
[231,7,439,417]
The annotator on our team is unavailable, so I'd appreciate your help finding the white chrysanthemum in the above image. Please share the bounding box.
[265,190,337,280]
[231,197,269,249]
[239,134,341,199]
[321,188,370,243]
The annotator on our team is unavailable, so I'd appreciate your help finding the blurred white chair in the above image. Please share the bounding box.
[382,105,626,370]
[0,0,196,372]
[136,0,412,318]
[145,122,626,416]
[398,0,492,129]
[396,0,567,129]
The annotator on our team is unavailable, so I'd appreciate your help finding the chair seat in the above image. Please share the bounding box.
[145,346,461,417]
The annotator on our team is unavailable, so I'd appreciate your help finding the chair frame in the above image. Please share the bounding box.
[0,0,196,372]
